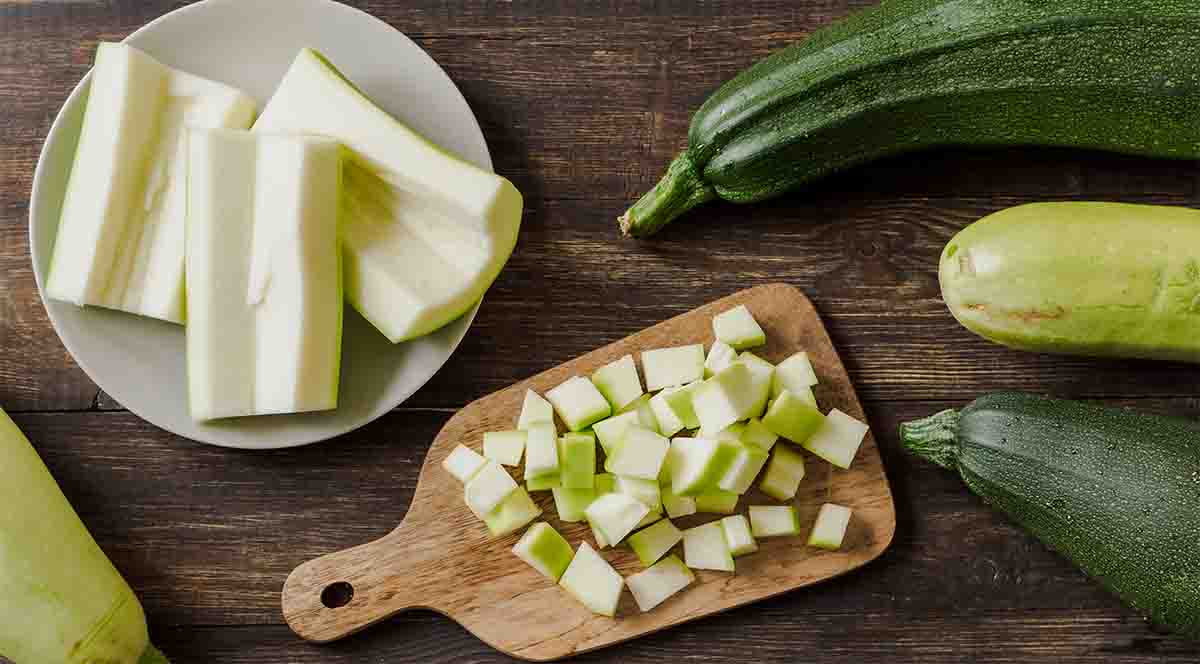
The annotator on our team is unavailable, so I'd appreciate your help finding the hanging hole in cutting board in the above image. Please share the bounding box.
[321,581,354,608]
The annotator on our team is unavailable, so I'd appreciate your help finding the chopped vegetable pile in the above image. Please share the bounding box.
[441,304,867,616]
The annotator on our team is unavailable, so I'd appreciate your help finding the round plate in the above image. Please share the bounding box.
[28,0,491,449]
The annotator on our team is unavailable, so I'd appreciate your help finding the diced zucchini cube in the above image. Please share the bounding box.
[626,554,694,612]
[663,380,703,429]
[737,352,775,417]
[720,514,758,556]
[526,473,562,491]
[641,344,705,391]
[718,442,770,495]
[546,376,611,432]
[649,388,687,437]
[741,417,779,451]
[517,389,556,431]
[772,351,818,399]
[661,484,697,519]
[559,541,624,617]
[803,408,869,469]
[483,430,526,467]
[749,505,801,537]
[670,437,742,496]
[605,426,670,480]
[627,518,683,567]
[443,444,487,483]
[704,341,738,378]
[513,522,573,581]
[483,487,542,537]
[617,393,660,434]
[552,486,596,522]
[523,421,559,480]
[585,492,650,545]
[591,354,644,411]
[465,462,519,516]
[682,521,734,572]
[759,445,806,501]
[694,490,739,514]
[808,503,852,550]
[593,411,641,455]
[613,475,662,513]
[762,389,825,444]
[559,432,597,489]
[692,363,761,433]
[713,304,766,350]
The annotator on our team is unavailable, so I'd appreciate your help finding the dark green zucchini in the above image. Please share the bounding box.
[620,0,1200,237]
[901,392,1200,638]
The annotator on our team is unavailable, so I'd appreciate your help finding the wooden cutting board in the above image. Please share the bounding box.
[281,283,895,660]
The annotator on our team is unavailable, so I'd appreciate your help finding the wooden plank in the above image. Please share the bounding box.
[151,610,1193,663]
[13,396,1200,660]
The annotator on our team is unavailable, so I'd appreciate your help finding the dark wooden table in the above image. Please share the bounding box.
[3,1,1200,661]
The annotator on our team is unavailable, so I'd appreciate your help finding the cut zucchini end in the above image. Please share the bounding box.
[620,152,716,238]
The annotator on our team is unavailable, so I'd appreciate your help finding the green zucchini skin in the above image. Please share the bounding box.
[621,0,1200,237]
[901,393,1200,638]
[941,202,1200,363]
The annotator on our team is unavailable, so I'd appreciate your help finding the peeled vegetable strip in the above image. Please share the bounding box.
[0,407,167,663]
[46,42,255,323]
[253,48,522,343]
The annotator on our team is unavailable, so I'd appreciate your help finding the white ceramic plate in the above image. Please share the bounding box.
[28,0,492,449]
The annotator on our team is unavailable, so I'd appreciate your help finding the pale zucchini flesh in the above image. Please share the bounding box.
[253,48,522,342]
[47,42,256,324]
[0,408,161,663]
[185,130,342,420]
[626,555,694,612]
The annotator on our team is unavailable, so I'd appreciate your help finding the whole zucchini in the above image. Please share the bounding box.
[900,393,1200,638]
[941,202,1200,363]
[620,0,1200,237]
[0,408,167,663]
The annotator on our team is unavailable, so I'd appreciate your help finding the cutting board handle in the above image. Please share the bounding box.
[281,520,429,642]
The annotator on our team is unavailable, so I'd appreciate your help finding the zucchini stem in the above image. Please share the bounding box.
[619,152,716,237]
[899,409,961,471]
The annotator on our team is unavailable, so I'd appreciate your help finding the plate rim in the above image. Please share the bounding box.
[27,0,490,449]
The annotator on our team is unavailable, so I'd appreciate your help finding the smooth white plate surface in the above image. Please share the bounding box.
[28,0,492,448]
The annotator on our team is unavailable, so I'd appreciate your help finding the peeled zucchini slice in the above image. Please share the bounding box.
[712,305,766,350]
[513,522,573,581]
[682,521,734,572]
[626,555,694,613]
[749,505,801,538]
[804,409,869,469]
[546,377,612,432]
[641,345,705,391]
[627,518,683,567]
[559,541,624,617]
[808,503,852,550]
[592,354,644,411]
